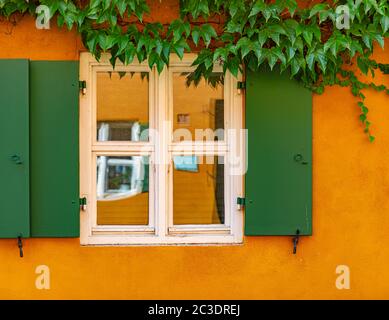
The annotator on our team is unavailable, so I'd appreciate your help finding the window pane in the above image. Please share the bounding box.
[96,71,149,141]
[97,155,150,225]
[173,155,224,225]
[172,73,224,142]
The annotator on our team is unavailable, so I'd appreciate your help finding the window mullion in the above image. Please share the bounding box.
[155,67,169,239]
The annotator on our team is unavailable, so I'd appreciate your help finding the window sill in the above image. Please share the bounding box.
[81,233,243,246]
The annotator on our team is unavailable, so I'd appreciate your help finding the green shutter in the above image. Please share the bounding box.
[0,60,30,238]
[30,61,80,237]
[245,67,312,236]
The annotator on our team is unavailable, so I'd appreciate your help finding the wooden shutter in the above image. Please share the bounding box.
[30,61,80,237]
[0,60,30,238]
[245,67,312,236]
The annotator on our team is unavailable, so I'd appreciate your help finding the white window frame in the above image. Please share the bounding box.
[80,52,244,245]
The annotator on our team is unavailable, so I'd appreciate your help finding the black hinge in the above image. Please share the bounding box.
[237,197,246,210]
[79,197,87,211]
[79,80,86,94]
[237,197,246,206]
[17,235,23,258]
[237,81,246,90]
[292,229,300,254]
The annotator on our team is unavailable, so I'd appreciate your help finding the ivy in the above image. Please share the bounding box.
[0,0,388,141]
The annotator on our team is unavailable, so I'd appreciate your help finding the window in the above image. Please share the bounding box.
[80,53,244,245]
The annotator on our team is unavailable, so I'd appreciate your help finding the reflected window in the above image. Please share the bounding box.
[97,155,149,225]
[173,155,225,225]
[172,73,224,142]
[96,71,149,141]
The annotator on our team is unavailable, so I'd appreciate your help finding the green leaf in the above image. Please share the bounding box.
[357,57,369,75]
[381,15,389,34]
[295,24,304,37]
[252,42,262,61]
[350,41,363,57]
[319,10,335,23]
[323,31,350,56]
[148,51,160,69]
[362,34,373,49]
[249,0,266,18]
[257,29,269,47]
[99,34,117,51]
[124,43,136,65]
[263,7,272,22]
[373,34,385,48]
[236,37,252,59]
[316,49,327,72]
[213,47,229,62]
[282,0,297,16]
[116,0,126,17]
[102,0,111,11]
[303,29,313,46]
[117,36,129,54]
[201,24,218,47]
[286,47,296,62]
[161,41,171,63]
[86,32,99,52]
[306,53,315,70]
[266,47,286,70]
[267,53,277,70]
[363,0,378,14]
[225,57,240,77]
[172,38,190,59]
[309,3,329,18]
[290,59,305,77]
[267,24,286,35]
[192,27,201,46]
[284,19,299,31]
[57,14,64,27]
[290,58,300,76]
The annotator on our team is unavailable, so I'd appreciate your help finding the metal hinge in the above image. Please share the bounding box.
[17,235,23,258]
[292,229,300,254]
[237,81,246,94]
[237,197,246,210]
[79,81,87,95]
[79,197,87,211]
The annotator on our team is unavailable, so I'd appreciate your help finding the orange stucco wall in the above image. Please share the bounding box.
[1,3,389,299]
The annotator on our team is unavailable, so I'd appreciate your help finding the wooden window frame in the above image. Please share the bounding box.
[80,53,244,245]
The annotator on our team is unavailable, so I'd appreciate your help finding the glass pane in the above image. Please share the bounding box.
[173,155,224,225]
[172,72,224,142]
[97,155,150,225]
[96,71,149,141]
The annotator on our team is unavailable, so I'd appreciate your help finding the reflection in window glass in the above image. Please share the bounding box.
[173,155,224,225]
[173,73,224,142]
[96,71,149,141]
[97,155,149,225]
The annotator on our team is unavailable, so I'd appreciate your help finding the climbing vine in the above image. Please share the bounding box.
[0,0,388,140]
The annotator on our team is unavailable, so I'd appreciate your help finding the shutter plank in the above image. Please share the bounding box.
[30,61,79,237]
[245,67,312,236]
[0,60,30,238]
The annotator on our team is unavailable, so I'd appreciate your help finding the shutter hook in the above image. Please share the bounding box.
[293,154,308,165]
[292,229,300,254]
[11,154,23,165]
[17,236,23,258]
